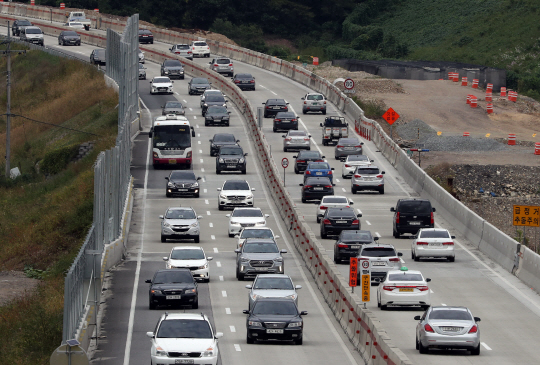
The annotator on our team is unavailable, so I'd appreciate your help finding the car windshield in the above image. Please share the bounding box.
[241,229,273,239]
[356,168,380,175]
[322,197,348,204]
[153,271,192,284]
[217,59,230,64]
[153,77,171,83]
[64,31,78,36]
[429,309,472,321]
[237,74,252,79]
[341,231,372,241]
[388,273,423,281]
[177,45,189,49]
[192,78,209,84]
[165,209,196,219]
[19,20,33,26]
[208,106,227,114]
[170,171,196,180]
[307,94,324,100]
[298,152,321,159]
[339,138,360,146]
[254,278,293,290]
[164,60,182,67]
[361,247,397,257]
[206,95,225,102]
[328,209,355,218]
[26,28,42,34]
[307,162,329,170]
[194,42,207,46]
[223,181,249,190]
[398,201,432,214]
[157,319,212,339]
[276,112,294,118]
[305,177,331,185]
[252,301,297,315]
[243,242,278,253]
[233,209,262,217]
[420,230,450,238]
[324,117,346,127]
[165,102,183,109]
[170,249,205,260]
[348,155,369,161]
[220,147,243,155]
[213,134,235,142]
[289,131,307,137]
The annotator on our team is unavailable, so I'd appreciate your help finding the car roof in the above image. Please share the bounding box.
[161,312,208,320]
[386,269,423,276]
[171,246,203,251]
[266,99,286,103]
[361,243,396,249]
[255,274,291,279]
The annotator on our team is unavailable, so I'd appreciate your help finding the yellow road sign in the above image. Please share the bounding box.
[513,205,540,227]
[361,274,370,302]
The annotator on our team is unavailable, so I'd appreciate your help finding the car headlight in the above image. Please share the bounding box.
[231,221,240,226]
[219,158,224,163]
[202,347,215,357]
[285,293,298,300]
[164,70,169,74]
[248,321,262,327]
[184,288,196,294]
[204,103,208,107]
[180,71,184,74]
[220,194,227,199]
[240,256,249,263]
[274,257,283,262]
[288,322,302,328]
[239,158,245,163]
[247,195,253,200]
[167,182,174,187]
[150,289,163,295]
[190,222,198,228]
[250,293,261,301]
[192,182,199,188]
[163,222,171,228]
[198,263,208,269]
[166,262,173,269]
[155,346,168,356]
[257,221,266,225]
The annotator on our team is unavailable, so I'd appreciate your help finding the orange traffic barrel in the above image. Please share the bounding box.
[500,87,507,97]
[487,103,493,114]
[60,3,65,9]
[509,91,518,102]
[486,92,492,102]
[508,134,516,145]
[470,96,478,108]
[472,79,479,88]
[466,94,471,104]
[463,132,470,137]
[486,83,493,93]
[461,77,468,86]
[453,73,459,82]
[535,142,540,155]
[30,0,35,5]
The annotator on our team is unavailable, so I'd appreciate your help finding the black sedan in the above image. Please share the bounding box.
[232,73,256,90]
[299,177,334,203]
[202,94,227,116]
[58,31,81,46]
[205,106,231,126]
[165,170,202,198]
[90,49,106,65]
[188,77,212,95]
[333,230,377,263]
[161,59,184,79]
[320,207,361,239]
[209,133,239,156]
[161,101,185,116]
[262,99,289,118]
[293,150,325,174]
[273,112,298,132]
[138,29,153,44]
[146,269,198,309]
[244,298,307,345]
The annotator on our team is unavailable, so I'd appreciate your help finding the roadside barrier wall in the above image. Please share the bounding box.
[516,246,540,294]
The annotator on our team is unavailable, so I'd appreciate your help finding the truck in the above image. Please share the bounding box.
[320,116,349,145]
[65,11,91,30]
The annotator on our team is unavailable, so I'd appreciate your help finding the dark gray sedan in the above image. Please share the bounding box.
[161,101,185,116]
[204,106,230,126]
[161,59,184,79]
[58,30,81,46]
[188,77,212,95]
[90,49,106,65]
[335,137,364,160]
[202,94,227,116]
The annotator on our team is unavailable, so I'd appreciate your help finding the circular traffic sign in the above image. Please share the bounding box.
[344,78,355,90]
[361,260,370,269]
[281,158,289,168]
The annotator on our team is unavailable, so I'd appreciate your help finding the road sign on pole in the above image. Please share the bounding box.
[282,158,289,186]
[344,78,355,90]
[349,257,358,288]
[382,108,400,140]
[513,205,540,227]
[360,260,370,306]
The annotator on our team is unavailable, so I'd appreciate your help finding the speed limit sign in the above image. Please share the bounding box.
[344,78,355,90]
[281,158,289,168]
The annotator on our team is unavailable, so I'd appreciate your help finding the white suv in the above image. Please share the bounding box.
[209,57,234,77]
[217,180,255,210]
[163,246,213,282]
[191,40,211,58]
[147,313,223,365]
[160,207,202,243]
[226,207,269,237]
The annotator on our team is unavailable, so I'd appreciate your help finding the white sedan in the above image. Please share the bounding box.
[411,228,455,262]
[377,267,431,310]
[226,207,269,237]
[341,154,373,178]
[162,246,213,282]
[315,195,353,223]
[150,76,174,95]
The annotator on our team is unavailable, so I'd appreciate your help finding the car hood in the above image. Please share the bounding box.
[151,283,194,291]
[241,253,279,260]
[170,178,196,184]
[153,81,173,87]
[250,314,299,322]
[191,84,211,89]
[206,111,229,118]
[168,259,206,267]
[164,218,198,225]
[219,154,244,159]
[251,289,296,298]
[155,338,216,353]
[221,189,252,196]
[164,66,184,71]
[230,217,264,224]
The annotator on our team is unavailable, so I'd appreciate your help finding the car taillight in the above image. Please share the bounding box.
[328,170,333,175]
[424,324,434,332]
[416,286,429,291]
[214,64,219,67]
[192,47,195,50]
[188,51,192,54]
[337,145,343,148]
[291,119,297,122]
[175,51,180,54]
[383,285,395,291]
[285,137,292,141]
[320,206,327,210]
[468,325,478,333]
[297,160,305,163]
[229,63,233,66]
[305,171,311,175]
[303,138,310,141]
[304,101,307,104]
[266,106,270,109]
[345,164,351,168]
[396,212,400,224]
[431,212,434,224]
[206,46,210,49]
[250,80,255,83]
[304,185,312,188]
[355,145,362,148]
[376,174,383,178]
[325,185,332,188]
[323,219,331,224]
[316,159,324,162]
[416,241,429,245]
[234,80,240,83]
[337,244,348,248]
[324,101,327,104]
[354,174,361,178]
[389,258,400,262]
[442,242,454,245]
[275,119,281,122]
[352,219,359,225]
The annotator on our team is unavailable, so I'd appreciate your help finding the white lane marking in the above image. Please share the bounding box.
[200,158,204,163]
[225,307,231,314]
[430,289,434,294]
[211,235,216,240]
[201,168,205,173]
[441,303,447,306]
[220,276,224,282]
[481,342,492,350]
[335,179,340,183]
[365,220,371,226]
[198,140,201,144]
[400,258,405,263]
[201,175,205,180]
[230,326,236,333]
[209,223,213,227]
[207,211,211,215]
[196,125,200,129]
[222,290,227,297]
[197,133,201,137]
[194,116,197,119]
[341,188,346,192]
[234,344,241,351]
[375,232,381,237]
[214,247,218,253]
[357,209,362,215]
[123,110,152,365]
[204,188,207,193]
[217,261,222,267]
[205,200,209,205]
[189,108,193,111]
[183,99,187,103]
[199,149,203,153]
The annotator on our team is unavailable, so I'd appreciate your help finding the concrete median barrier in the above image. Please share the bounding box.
[515,246,540,294]
[479,222,520,272]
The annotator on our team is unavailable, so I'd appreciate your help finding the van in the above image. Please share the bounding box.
[391,198,435,237]
[20,26,44,46]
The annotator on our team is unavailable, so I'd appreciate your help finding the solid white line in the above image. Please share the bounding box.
[196,125,200,129]
[441,303,447,306]
[211,235,216,240]
[217,261,222,267]
[220,276,224,282]
[189,108,193,111]
[375,232,381,237]
[481,342,492,350]
[225,307,231,314]
[430,289,434,294]
[222,290,227,297]
[213,247,218,253]
[341,188,346,192]
[234,344,241,351]
[365,220,371,226]
[229,326,236,333]
[207,211,211,215]
[209,223,213,227]
[205,200,209,205]
[123,113,152,365]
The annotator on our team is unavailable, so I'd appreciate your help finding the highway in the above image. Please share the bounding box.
[4,20,540,364]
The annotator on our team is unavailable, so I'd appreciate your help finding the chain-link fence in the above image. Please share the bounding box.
[61,15,138,345]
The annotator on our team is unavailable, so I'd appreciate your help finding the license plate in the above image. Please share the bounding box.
[363,177,374,181]
[273,106,280,109]
[177,189,188,192]
[372,262,385,266]
[281,120,290,123]
[316,172,322,175]
[350,245,360,249]
[429,242,442,246]
[345,147,354,150]
[256,267,269,271]
[266,329,284,334]
[441,327,461,332]
[313,187,323,191]
[175,360,194,364]
[409,222,421,225]
[312,102,319,105]
[242,81,249,83]
[227,164,236,168]
[166,295,181,300]
[336,220,347,224]
[399,288,414,292]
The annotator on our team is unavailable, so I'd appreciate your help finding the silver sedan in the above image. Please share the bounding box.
[415,306,481,355]
[282,130,311,152]
[335,137,364,160]
[245,274,301,309]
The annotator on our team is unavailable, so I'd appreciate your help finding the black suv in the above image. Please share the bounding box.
[232,73,256,90]
[293,150,325,174]
[160,59,184,79]
[262,99,289,118]
[273,112,298,132]
[299,177,334,203]
[333,230,377,263]
[209,133,239,156]
[391,199,436,238]
[205,106,231,126]
[138,29,154,44]
[216,145,247,174]
[12,19,33,36]
[244,298,307,345]
[165,170,202,198]
[319,207,361,239]
[145,269,198,309]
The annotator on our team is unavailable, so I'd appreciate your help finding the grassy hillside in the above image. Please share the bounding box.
[0,48,118,364]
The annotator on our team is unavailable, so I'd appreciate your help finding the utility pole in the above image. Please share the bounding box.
[1,21,26,178]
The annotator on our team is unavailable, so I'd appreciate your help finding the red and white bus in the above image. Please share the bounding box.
[149,115,195,168]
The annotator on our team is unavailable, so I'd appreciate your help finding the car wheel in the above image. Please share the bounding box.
[165,192,171,198]
[322,140,327,146]
[351,187,357,194]
[226,122,230,126]
[393,230,400,238]
[192,299,198,309]
[205,277,210,283]
[295,337,303,345]
[263,112,268,118]
[316,216,320,223]
[161,235,166,243]
[414,254,420,262]
[149,299,156,310]
[194,192,200,198]
[238,272,245,281]
[322,110,327,115]
[216,169,221,174]
[448,256,455,262]
[150,40,154,44]
[205,121,209,126]
[471,344,480,355]
[218,205,224,211]
[194,235,200,243]
[241,169,247,175]
[283,148,288,152]
[335,155,339,160]
[422,305,430,311]
[377,295,381,308]
[411,250,415,260]
[333,251,340,264]
[302,109,306,114]
[418,339,428,354]
[294,167,299,174]
[246,334,254,344]
[380,304,387,310]
[321,229,327,239]
[273,127,277,132]
[415,336,420,350]
[379,187,385,194]
[302,197,307,203]
[229,233,234,238]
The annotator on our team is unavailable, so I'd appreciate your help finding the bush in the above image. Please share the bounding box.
[40,144,79,176]
[268,46,291,59]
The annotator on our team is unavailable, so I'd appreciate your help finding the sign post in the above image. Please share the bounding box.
[349,257,358,292]
[360,259,370,308]
[344,78,355,94]
[281,158,289,186]
[382,107,400,140]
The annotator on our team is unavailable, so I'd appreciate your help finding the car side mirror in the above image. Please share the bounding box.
[426,278,431,282]
[474,317,481,322]
[226,214,231,217]
[207,257,213,261]
[234,249,240,253]
[262,102,265,105]
[234,234,240,238]
[215,332,224,339]
[275,235,280,239]
[162,257,168,261]
[370,160,374,162]
[217,188,221,191]
[300,311,308,316]
[146,332,155,338]
[165,177,169,180]
[149,81,152,83]
[397,252,403,256]
[209,61,212,64]
[451,236,456,239]
[432,208,436,212]
[293,155,298,158]
[390,207,395,212]
[349,201,354,205]
[414,316,421,320]
[244,153,248,156]
[197,216,203,220]
[382,171,385,174]
[301,97,305,100]
[319,123,323,127]
[357,214,362,217]
[295,285,302,289]
[197,177,202,181]
[308,135,312,138]
[245,285,252,289]
[160,105,164,108]
[145,279,151,283]
[322,156,326,158]
[242,310,249,314]
[280,249,288,254]
[282,135,286,138]
[159,215,164,219]
[374,237,379,241]
[251,188,256,191]
[209,139,212,142]
[332,184,336,186]
[265,214,270,218]
[361,142,364,145]
[299,183,304,186]
[236,140,240,143]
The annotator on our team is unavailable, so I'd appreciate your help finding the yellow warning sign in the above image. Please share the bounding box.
[513,205,540,227]
[361,274,370,302]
